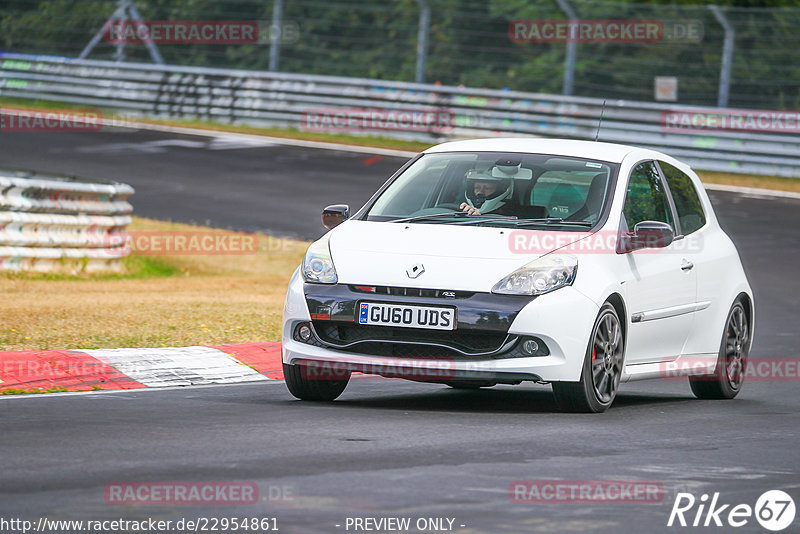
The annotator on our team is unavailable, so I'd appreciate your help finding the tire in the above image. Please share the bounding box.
[689,300,749,400]
[552,303,624,413]
[283,362,351,401]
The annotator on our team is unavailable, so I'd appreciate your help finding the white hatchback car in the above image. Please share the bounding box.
[282,139,754,412]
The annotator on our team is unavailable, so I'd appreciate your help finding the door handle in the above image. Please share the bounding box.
[681,260,694,272]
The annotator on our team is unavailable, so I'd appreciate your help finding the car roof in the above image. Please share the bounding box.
[423,138,663,164]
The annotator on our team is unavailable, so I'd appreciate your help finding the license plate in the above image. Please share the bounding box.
[358,302,456,330]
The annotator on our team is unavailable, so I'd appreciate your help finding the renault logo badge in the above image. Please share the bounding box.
[406,263,425,279]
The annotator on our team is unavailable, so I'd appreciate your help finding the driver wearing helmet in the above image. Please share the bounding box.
[460,167,514,215]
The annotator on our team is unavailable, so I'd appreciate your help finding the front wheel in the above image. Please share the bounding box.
[689,300,749,400]
[283,362,350,401]
[552,303,624,413]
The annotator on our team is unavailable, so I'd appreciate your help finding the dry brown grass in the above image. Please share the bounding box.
[697,171,800,193]
[0,218,308,351]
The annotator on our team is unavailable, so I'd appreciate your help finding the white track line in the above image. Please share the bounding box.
[5,107,797,199]
[0,108,417,159]
[107,119,800,201]
[0,380,286,401]
[121,121,419,158]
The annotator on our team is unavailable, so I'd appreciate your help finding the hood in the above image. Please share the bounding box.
[327,220,589,292]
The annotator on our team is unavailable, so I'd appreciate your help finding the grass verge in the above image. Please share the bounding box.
[0,386,74,395]
[0,217,308,351]
[696,171,800,193]
[0,96,431,153]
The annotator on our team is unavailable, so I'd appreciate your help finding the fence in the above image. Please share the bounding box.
[1,52,799,178]
[0,168,134,272]
[1,0,798,110]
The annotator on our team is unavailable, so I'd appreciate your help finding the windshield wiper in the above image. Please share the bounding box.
[390,211,469,223]
[390,213,592,227]
[514,218,594,227]
[452,214,522,225]
[391,212,517,224]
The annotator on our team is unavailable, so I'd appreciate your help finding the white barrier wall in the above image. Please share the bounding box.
[0,170,134,272]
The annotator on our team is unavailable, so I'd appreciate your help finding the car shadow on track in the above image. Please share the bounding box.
[322,384,695,414]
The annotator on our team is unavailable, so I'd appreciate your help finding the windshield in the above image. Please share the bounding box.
[365,152,617,229]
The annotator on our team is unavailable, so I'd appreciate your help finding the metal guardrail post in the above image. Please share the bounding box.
[555,0,577,96]
[79,0,125,60]
[269,0,285,72]
[709,5,735,108]
[415,0,431,84]
[114,0,128,62]
[78,0,164,64]
[127,0,165,65]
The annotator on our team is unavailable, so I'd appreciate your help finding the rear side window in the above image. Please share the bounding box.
[659,161,707,235]
[623,161,674,230]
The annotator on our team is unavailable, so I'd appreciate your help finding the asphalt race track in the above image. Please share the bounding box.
[0,128,404,239]
[1,127,799,533]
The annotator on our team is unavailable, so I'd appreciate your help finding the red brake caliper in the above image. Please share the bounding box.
[592,347,597,362]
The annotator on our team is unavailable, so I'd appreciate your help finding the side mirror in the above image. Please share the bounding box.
[322,204,350,229]
[617,221,674,253]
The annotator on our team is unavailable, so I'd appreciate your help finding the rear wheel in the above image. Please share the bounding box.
[689,300,748,400]
[283,362,351,401]
[552,303,624,413]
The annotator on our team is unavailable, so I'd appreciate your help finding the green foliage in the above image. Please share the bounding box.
[1,0,798,108]
[0,386,70,395]
[1,255,180,281]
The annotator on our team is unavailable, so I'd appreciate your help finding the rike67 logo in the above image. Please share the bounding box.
[668,490,796,531]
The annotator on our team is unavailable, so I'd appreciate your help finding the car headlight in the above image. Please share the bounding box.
[492,254,577,295]
[302,237,338,284]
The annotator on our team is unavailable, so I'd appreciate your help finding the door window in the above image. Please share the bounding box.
[659,161,707,235]
[623,161,674,230]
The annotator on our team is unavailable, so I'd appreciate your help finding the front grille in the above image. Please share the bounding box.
[312,321,513,357]
[349,285,474,299]
[341,342,463,359]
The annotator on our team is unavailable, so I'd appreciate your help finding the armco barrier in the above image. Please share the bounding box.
[1,52,799,177]
[0,169,134,271]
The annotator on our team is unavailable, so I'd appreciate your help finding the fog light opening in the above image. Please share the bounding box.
[522,339,539,354]
[294,322,315,343]
[298,325,312,341]
[519,336,549,357]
